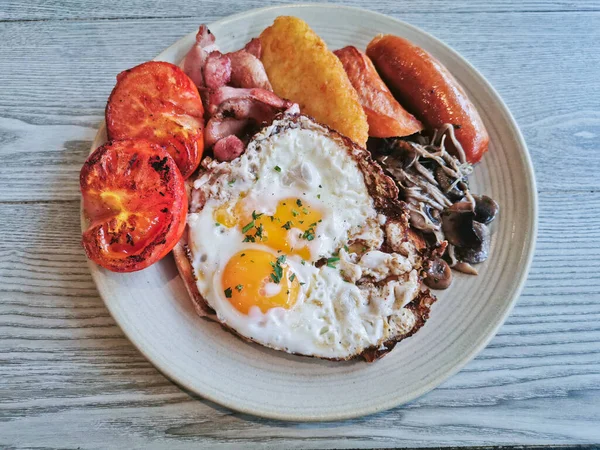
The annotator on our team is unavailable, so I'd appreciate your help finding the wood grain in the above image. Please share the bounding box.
[1,2,599,448]
[1,193,599,448]
[0,12,599,201]
[2,0,600,21]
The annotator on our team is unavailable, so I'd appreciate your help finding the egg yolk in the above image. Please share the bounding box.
[222,249,300,314]
[214,197,322,261]
[213,199,244,228]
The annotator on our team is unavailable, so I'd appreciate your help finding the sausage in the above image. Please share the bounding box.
[366,35,489,164]
[334,46,423,138]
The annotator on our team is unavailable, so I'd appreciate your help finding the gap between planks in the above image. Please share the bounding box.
[2,9,599,24]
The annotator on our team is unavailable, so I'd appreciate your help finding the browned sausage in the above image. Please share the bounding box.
[366,35,489,163]
[334,46,423,138]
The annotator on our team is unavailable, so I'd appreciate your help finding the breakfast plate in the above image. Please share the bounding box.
[85,4,537,420]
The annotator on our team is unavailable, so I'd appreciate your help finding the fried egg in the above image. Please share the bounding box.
[187,115,424,360]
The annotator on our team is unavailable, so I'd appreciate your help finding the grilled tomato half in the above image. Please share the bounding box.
[105,61,205,179]
[80,139,187,272]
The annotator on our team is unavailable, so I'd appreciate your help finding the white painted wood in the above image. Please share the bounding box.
[1,194,599,447]
[0,12,598,201]
[0,2,599,448]
[1,0,599,21]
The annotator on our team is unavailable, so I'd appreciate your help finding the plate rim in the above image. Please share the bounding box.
[84,3,539,421]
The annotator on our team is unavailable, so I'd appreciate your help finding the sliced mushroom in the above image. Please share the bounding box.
[441,201,478,248]
[423,258,452,290]
[434,166,464,201]
[456,222,491,264]
[473,195,499,224]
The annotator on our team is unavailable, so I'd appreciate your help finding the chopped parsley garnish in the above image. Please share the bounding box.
[240,253,246,257]
[241,215,267,242]
[309,222,317,228]
[299,220,304,224]
[302,208,309,215]
[301,260,306,266]
[296,199,303,207]
[291,209,299,217]
[224,287,232,298]
[289,273,296,282]
[228,179,236,186]
[215,222,221,227]
[344,245,349,252]
[255,224,264,239]
[317,194,321,199]
[269,256,285,284]
[326,257,340,268]
[281,221,293,230]
[300,282,306,286]
[301,228,315,241]
[319,184,322,188]
[235,284,243,292]
[274,165,282,172]
[242,220,255,233]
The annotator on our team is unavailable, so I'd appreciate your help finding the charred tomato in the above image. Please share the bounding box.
[106,61,205,179]
[80,139,187,272]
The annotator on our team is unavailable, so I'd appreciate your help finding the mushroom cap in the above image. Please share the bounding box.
[473,195,499,224]
[424,257,453,290]
[441,201,478,248]
[456,222,491,264]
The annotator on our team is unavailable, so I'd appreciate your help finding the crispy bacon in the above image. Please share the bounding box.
[204,86,295,161]
[244,38,262,58]
[205,117,250,148]
[227,49,272,90]
[207,86,291,115]
[213,135,246,161]
[182,25,296,161]
[181,25,219,87]
[182,26,272,92]
[203,51,231,89]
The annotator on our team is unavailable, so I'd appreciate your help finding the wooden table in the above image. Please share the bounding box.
[1,1,599,448]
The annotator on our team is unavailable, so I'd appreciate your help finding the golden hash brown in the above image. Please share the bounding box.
[259,16,368,147]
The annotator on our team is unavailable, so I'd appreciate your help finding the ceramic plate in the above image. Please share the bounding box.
[85,4,537,421]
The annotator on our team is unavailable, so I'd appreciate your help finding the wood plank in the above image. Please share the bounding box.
[0,193,599,447]
[2,0,599,21]
[0,12,599,201]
